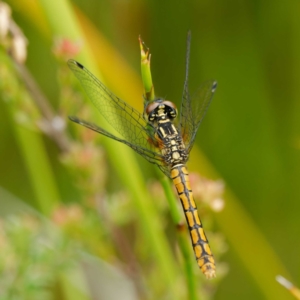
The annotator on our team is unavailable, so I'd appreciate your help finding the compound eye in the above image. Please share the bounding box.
[145,102,159,116]
[162,101,177,110]
[162,100,177,118]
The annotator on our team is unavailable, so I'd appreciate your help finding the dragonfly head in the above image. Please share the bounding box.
[145,99,178,123]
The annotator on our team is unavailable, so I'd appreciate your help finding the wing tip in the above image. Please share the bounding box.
[212,81,217,92]
[68,115,80,123]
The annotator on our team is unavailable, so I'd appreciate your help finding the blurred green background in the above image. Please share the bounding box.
[0,0,300,299]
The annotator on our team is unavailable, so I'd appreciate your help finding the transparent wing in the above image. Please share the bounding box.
[179,32,217,153]
[68,60,171,177]
[68,59,156,152]
[69,116,170,177]
[180,80,217,153]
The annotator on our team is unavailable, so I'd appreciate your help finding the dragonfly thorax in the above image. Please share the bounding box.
[144,99,188,166]
[145,99,177,123]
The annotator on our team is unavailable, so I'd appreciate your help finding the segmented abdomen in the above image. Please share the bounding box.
[171,164,216,278]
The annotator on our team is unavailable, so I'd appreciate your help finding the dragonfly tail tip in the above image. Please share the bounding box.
[205,269,216,279]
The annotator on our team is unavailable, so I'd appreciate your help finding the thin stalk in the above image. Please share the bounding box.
[15,63,70,152]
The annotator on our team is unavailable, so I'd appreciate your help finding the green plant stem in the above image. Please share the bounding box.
[139,36,155,102]
[12,125,60,214]
[0,51,60,215]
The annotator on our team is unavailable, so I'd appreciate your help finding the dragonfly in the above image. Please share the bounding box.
[68,33,217,278]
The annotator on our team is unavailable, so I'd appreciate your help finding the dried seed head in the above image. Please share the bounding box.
[0,2,11,39]
[11,33,27,63]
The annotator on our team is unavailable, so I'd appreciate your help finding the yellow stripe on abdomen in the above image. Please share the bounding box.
[171,165,216,279]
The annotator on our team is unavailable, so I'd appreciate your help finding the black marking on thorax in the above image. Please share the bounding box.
[157,119,178,140]
[157,119,188,166]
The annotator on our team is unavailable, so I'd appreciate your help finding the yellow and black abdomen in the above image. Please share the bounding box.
[171,164,216,278]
